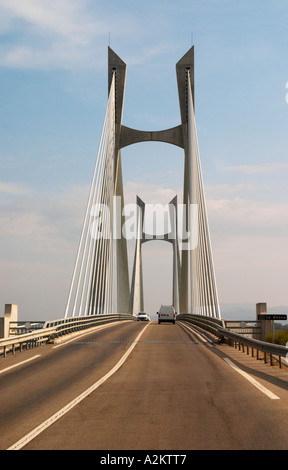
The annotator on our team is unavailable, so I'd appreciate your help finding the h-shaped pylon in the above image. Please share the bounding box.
[130,196,181,316]
[65,46,221,319]
[109,46,198,316]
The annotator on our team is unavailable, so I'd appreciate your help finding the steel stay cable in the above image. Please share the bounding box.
[65,84,111,317]
[187,72,221,319]
[81,74,115,316]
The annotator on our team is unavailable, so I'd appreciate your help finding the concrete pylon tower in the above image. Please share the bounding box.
[108,47,130,314]
[176,47,195,314]
[108,46,195,315]
[66,46,220,319]
[107,46,211,316]
[130,196,181,316]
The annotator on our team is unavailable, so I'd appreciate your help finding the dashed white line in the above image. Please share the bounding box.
[7,323,150,450]
[224,358,280,400]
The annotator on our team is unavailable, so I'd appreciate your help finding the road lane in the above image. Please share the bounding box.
[179,321,288,400]
[0,321,148,450]
[13,321,288,450]
[0,355,42,375]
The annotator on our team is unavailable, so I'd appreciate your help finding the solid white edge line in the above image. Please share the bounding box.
[223,358,280,400]
[179,323,280,400]
[7,322,150,451]
[0,355,41,374]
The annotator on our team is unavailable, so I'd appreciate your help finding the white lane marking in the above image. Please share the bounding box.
[7,323,150,450]
[0,355,41,375]
[179,322,213,346]
[224,358,280,400]
[52,321,129,348]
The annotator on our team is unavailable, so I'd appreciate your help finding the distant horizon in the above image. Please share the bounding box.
[9,301,288,324]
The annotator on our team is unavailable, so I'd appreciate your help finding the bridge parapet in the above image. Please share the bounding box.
[0,314,135,358]
[177,313,288,368]
[177,313,225,338]
[44,313,135,340]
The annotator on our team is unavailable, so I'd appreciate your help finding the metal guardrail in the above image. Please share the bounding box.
[0,313,136,358]
[9,321,46,336]
[44,313,136,339]
[0,327,57,357]
[177,313,288,368]
[218,327,288,368]
[177,313,225,338]
[223,320,262,339]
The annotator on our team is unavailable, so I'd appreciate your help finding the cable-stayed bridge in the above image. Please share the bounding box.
[64,46,220,320]
[1,48,288,452]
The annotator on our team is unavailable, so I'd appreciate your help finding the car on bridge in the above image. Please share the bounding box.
[137,312,151,321]
[157,305,176,324]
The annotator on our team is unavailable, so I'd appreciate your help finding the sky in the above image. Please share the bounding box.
[0,0,288,321]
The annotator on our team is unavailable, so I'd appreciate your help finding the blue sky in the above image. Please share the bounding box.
[1,0,288,320]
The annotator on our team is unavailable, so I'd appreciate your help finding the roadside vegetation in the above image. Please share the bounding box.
[266,324,288,345]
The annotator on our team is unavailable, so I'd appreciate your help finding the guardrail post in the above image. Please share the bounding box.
[270,353,273,366]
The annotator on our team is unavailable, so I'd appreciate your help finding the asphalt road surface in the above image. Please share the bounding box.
[1,320,288,450]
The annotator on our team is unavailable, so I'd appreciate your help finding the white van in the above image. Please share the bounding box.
[157,305,176,324]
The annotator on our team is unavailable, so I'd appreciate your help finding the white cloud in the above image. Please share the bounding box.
[213,232,288,306]
[205,196,288,306]
[207,197,288,235]
[0,0,111,46]
[0,0,180,71]
[0,181,33,196]
[0,183,89,254]
[0,0,136,70]
[124,181,179,205]
[0,180,180,260]
[0,181,92,319]
[227,163,288,174]
[205,183,270,199]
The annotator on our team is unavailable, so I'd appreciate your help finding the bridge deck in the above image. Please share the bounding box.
[1,321,288,450]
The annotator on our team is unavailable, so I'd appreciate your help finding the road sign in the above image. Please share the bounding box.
[257,314,287,321]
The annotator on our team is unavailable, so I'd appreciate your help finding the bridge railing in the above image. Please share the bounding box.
[0,313,135,358]
[222,320,262,339]
[218,326,288,367]
[177,313,288,368]
[0,327,57,357]
[9,321,46,336]
[44,313,136,340]
[177,313,225,338]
